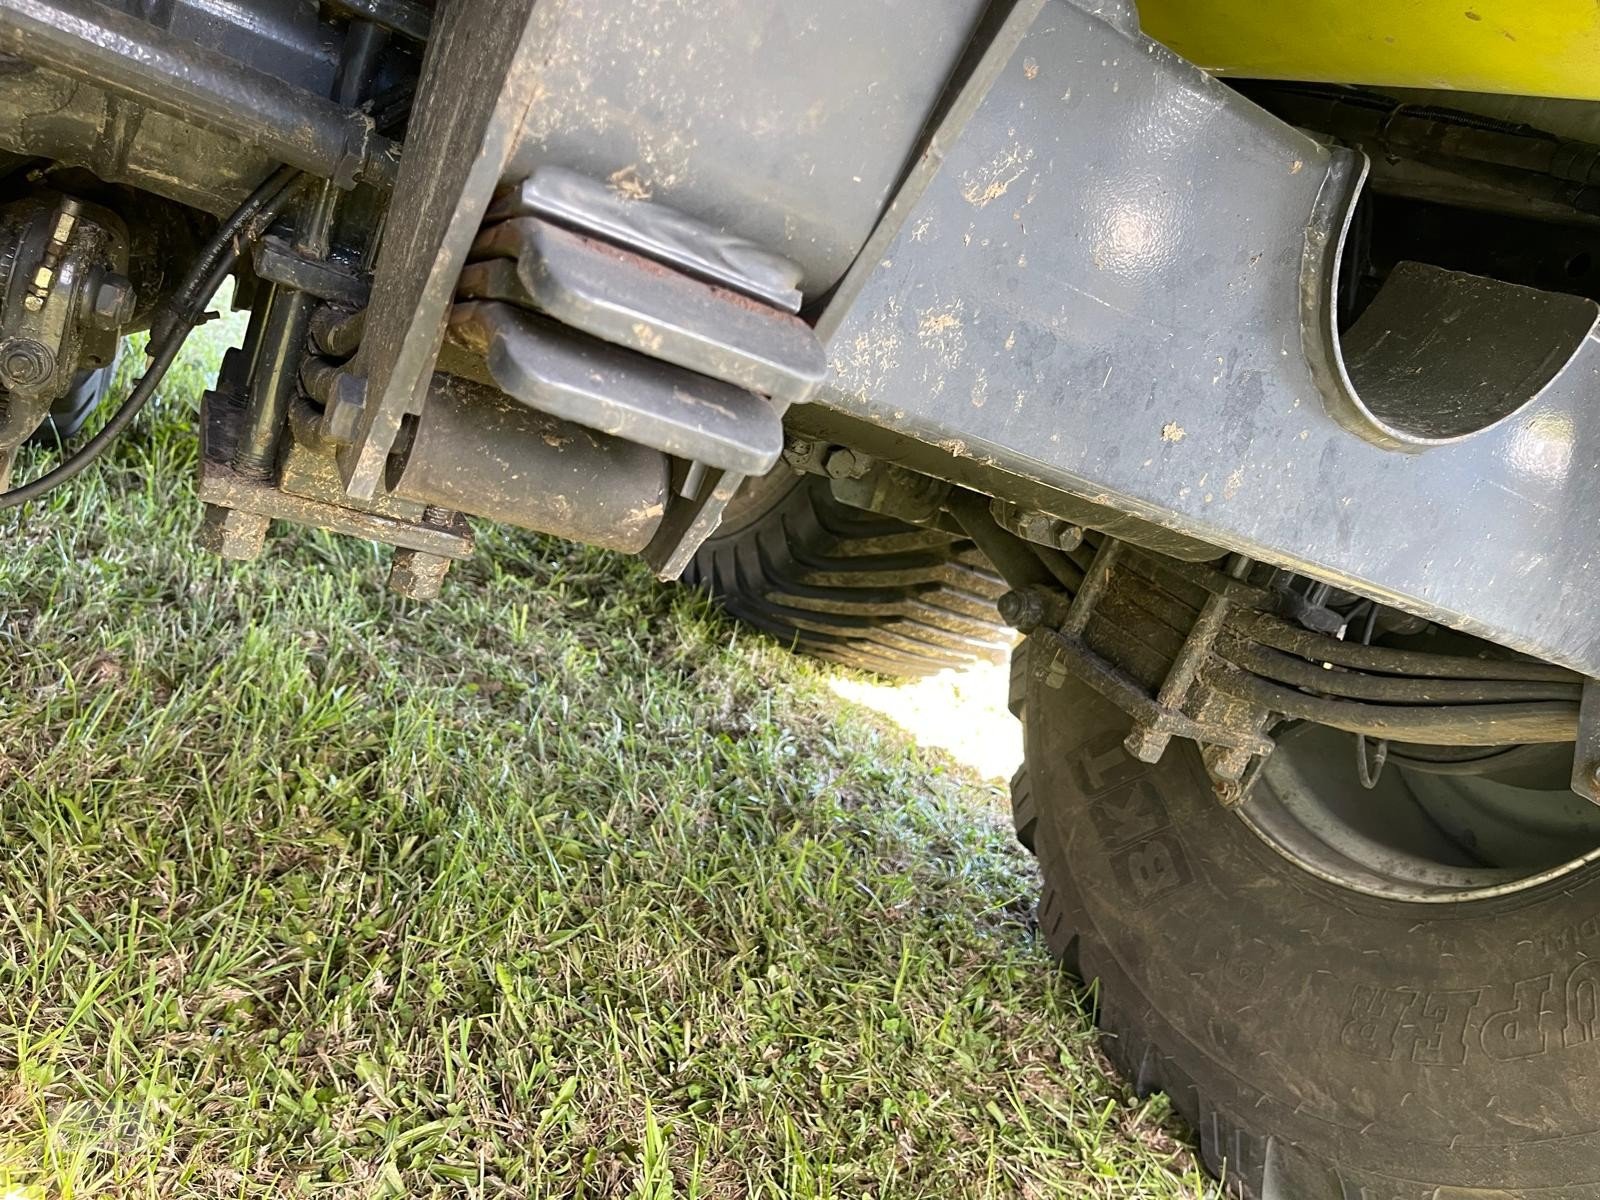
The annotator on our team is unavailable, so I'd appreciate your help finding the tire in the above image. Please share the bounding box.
[27,358,119,445]
[1008,640,1600,1198]
[684,469,1014,678]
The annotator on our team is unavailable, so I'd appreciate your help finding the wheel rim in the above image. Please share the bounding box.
[1240,724,1600,901]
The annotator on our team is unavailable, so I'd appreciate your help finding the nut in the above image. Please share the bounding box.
[197,503,270,561]
[388,548,451,600]
[90,274,137,330]
[1122,725,1170,764]
[997,588,1045,632]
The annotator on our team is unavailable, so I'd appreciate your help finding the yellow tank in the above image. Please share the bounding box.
[1138,0,1600,100]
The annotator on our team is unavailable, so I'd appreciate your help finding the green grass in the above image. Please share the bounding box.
[0,316,1215,1197]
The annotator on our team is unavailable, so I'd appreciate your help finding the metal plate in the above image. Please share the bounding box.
[814,0,1600,676]
[450,301,783,477]
[502,0,990,297]
[487,168,804,312]
[463,218,826,400]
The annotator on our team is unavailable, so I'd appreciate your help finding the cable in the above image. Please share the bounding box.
[1232,611,1578,683]
[1,168,304,510]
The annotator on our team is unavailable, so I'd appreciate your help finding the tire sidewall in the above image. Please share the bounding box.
[1023,652,1600,1197]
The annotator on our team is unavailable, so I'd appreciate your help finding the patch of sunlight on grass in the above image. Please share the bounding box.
[828,659,1023,783]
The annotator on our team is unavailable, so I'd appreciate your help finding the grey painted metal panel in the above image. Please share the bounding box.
[815,0,1600,675]
[505,0,991,296]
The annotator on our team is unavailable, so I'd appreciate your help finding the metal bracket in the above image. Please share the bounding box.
[199,391,473,560]
[1017,540,1276,761]
[254,235,370,307]
[814,0,1600,676]
[336,0,548,500]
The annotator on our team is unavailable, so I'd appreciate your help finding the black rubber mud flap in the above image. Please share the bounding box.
[1009,642,1600,1199]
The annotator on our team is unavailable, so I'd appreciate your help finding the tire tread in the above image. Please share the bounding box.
[685,472,1014,678]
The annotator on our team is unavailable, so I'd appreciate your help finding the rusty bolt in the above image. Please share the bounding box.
[1213,779,1247,808]
[197,503,270,560]
[388,548,451,600]
[0,338,54,389]
[90,274,137,330]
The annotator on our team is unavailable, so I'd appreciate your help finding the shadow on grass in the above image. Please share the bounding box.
[0,329,1213,1197]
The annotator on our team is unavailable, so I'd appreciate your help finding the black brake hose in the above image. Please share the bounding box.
[0,166,305,511]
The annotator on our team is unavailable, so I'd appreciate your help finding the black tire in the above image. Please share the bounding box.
[27,359,119,445]
[684,469,1014,678]
[1009,641,1600,1198]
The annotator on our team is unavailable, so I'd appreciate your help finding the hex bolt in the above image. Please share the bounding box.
[1014,511,1054,544]
[90,274,137,329]
[0,339,55,389]
[197,503,270,561]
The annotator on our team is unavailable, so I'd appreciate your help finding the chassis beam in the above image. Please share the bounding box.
[0,0,397,188]
[813,0,1600,676]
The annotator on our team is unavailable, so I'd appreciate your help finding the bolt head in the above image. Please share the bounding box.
[823,448,862,480]
[1015,511,1052,542]
[324,373,367,444]
[0,338,54,389]
[197,504,270,560]
[90,274,136,330]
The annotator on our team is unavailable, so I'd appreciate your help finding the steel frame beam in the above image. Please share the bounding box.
[0,0,396,188]
[813,0,1600,676]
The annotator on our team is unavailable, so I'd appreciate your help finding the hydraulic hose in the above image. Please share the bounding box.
[0,168,306,510]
